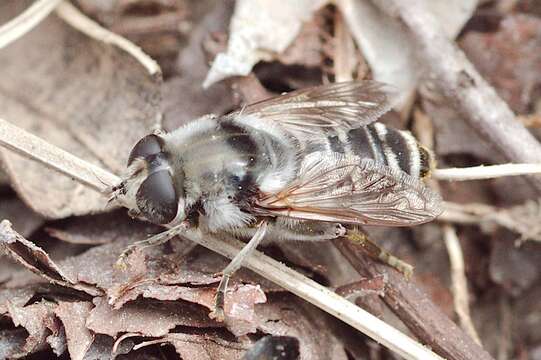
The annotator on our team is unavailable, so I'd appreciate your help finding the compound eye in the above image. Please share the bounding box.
[128,134,163,166]
[136,170,178,224]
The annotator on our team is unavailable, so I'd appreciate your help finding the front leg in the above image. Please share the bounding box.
[210,220,268,321]
[116,222,189,269]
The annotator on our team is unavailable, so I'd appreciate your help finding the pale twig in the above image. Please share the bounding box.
[433,164,541,181]
[0,0,63,49]
[374,0,541,193]
[0,119,443,360]
[333,10,355,82]
[442,224,482,345]
[55,2,161,77]
[0,118,118,193]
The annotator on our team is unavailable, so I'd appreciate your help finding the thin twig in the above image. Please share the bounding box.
[0,119,443,360]
[442,224,482,345]
[433,164,541,181]
[0,0,63,49]
[333,237,494,360]
[373,0,541,193]
[333,10,356,82]
[55,1,161,77]
[0,118,118,193]
[415,104,482,345]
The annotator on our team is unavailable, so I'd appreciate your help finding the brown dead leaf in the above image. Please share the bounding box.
[87,297,220,338]
[163,1,234,130]
[145,331,248,360]
[6,300,60,357]
[0,220,102,296]
[0,1,160,219]
[109,281,266,337]
[460,14,541,114]
[55,301,94,360]
[84,334,133,360]
[0,287,34,315]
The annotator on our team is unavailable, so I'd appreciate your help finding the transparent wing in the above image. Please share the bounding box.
[255,153,442,226]
[226,81,397,135]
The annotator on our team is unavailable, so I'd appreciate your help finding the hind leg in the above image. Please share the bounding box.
[345,227,413,278]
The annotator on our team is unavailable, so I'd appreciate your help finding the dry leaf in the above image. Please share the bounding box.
[86,297,220,338]
[0,220,102,296]
[460,14,541,114]
[203,0,328,87]
[152,332,248,360]
[0,1,160,219]
[0,286,35,315]
[55,301,94,360]
[5,300,59,357]
[164,0,234,130]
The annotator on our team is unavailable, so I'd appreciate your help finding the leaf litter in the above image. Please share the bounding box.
[1,0,541,359]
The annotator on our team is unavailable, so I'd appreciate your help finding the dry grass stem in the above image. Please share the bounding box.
[333,11,356,82]
[55,1,161,77]
[0,119,443,360]
[433,164,541,181]
[0,0,63,49]
[0,118,118,193]
[443,224,482,345]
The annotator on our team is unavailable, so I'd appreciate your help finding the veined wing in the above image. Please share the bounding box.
[254,153,442,226]
[226,81,397,136]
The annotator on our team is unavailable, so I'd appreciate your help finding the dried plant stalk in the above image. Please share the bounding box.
[0,0,63,49]
[433,164,541,181]
[0,118,118,193]
[442,224,482,345]
[55,1,161,77]
[0,119,444,359]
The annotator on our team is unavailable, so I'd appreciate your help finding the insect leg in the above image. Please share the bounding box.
[210,220,269,321]
[115,222,189,269]
[346,227,414,278]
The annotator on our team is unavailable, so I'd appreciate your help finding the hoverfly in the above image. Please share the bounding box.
[110,81,442,318]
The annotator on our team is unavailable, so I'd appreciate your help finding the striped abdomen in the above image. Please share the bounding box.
[324,123,431,178]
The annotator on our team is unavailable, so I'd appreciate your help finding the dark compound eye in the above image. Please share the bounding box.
[128,134,164,166]
[136,170,178,224]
